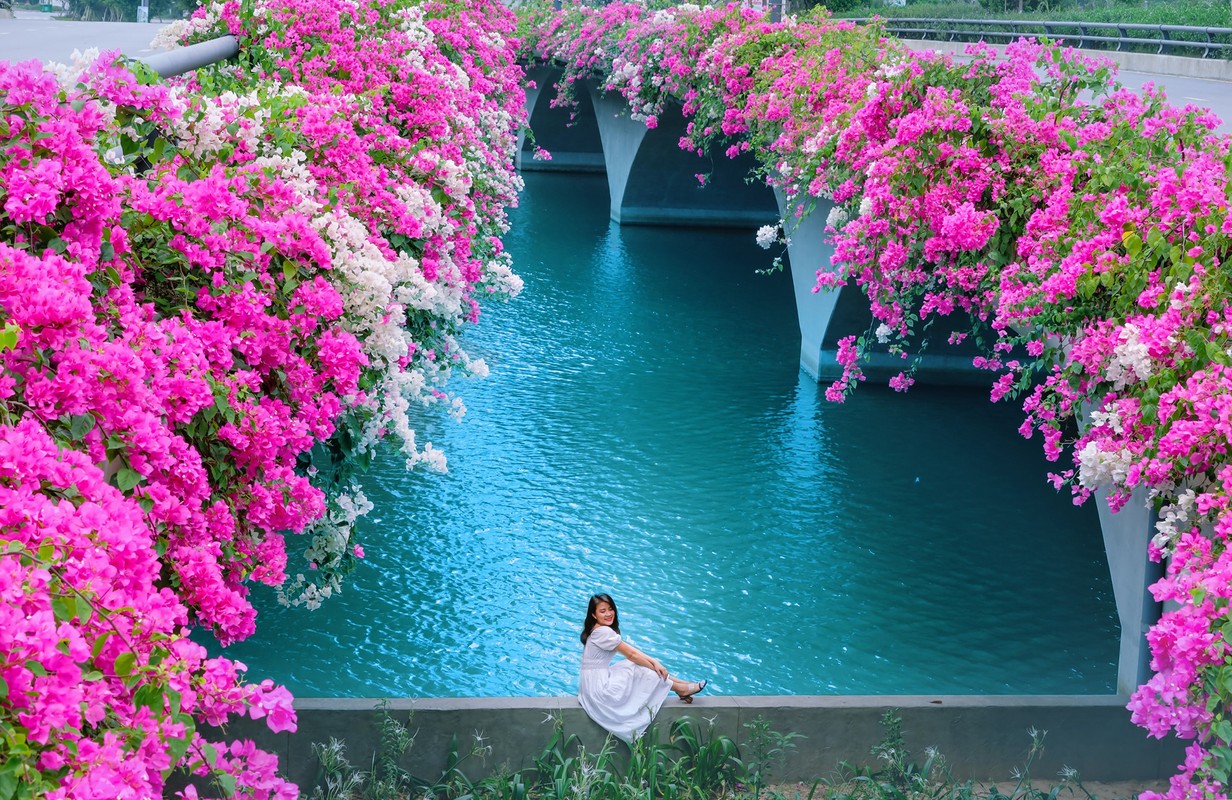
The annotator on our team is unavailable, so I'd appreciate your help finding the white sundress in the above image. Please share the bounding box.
[577,625,672,743]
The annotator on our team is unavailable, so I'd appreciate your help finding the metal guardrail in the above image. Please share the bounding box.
[137,34,239,77]
[852,17,1232,59]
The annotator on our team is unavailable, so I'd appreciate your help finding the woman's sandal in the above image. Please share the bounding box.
[678,680,707,704]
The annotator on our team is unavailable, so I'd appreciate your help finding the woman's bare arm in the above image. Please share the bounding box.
[615,640,668,679]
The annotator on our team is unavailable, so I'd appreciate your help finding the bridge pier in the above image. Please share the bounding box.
[774,189,989,385]
[774,189,842,381]
[1096,483,1164,695]
[585,82,777,227]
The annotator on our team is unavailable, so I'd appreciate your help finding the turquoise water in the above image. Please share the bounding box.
[221,172,1119,698]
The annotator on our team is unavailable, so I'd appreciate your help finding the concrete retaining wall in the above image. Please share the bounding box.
[227,695,1185,792]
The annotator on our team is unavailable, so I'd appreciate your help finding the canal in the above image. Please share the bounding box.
[219,171,1119,699]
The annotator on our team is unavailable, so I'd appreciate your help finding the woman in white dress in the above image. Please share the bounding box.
[577,593,707,743]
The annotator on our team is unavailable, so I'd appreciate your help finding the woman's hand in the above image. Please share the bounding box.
[649,659,668,680]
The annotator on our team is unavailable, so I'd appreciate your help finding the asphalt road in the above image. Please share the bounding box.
[1117,67,1232,133]
[0,17,166,64]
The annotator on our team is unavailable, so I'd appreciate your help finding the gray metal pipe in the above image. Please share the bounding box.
[139,34,239,78]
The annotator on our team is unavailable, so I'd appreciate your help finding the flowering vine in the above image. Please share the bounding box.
[521,2,1232,797]
[1,0,523,794]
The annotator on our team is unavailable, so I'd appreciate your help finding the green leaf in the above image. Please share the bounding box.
[114,468,144,493]
[166,729,193,764]
[51,596,72,622]
[217,772,238,797]
[0,323,19,352]
[0,767,16,800]
[1214,719,1232,744]
[91,630,112,660]
[134,683,163,712]
[104,434,127,459]
[1122,231,1142,258]
[75,594,93,624]
[1211,745,1232,784]
[65,413,96,440]
[114,651,137,678]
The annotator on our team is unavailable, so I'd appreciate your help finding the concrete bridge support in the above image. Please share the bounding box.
[774,189,990,385]
[1096,490,1164,695]
[775,189,843,380]
[585,82,778,227]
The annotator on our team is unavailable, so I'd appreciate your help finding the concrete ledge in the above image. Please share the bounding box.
[519,151,607,173]
[225,695,1185,791]
[617,206,779,228]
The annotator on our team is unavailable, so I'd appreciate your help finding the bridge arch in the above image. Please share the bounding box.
[518,64,605,173]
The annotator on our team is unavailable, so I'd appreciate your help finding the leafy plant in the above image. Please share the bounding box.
[669,716,744,798]
[744,716,805,799]
[821,711,1097,800]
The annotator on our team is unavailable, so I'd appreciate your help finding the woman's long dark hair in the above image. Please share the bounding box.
[581,593,621,644]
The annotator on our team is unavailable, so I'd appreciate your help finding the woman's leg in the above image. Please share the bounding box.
[669,677,702,696]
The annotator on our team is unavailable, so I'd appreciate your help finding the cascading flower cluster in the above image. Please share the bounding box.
[523,2,1232,796]
[168,0,527,605]
[0,0,524,795]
